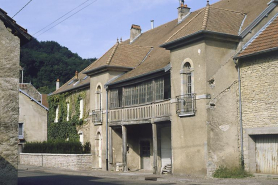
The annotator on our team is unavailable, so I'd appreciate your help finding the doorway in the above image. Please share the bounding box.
[96,132,102,168]
[140,140,151,170]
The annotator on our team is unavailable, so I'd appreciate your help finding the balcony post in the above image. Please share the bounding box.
[122,125,128,172]
[152,123,158,174]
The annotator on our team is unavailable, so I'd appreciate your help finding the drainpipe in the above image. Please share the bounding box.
[106,88,109,171]
[235,59,244,167]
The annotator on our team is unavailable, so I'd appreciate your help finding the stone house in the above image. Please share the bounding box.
[18,84,48,153]
[234,13,278,174]
[53,0,278,176]
[0,8,32,185]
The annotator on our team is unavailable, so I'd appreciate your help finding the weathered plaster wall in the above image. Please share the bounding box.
[89,70,123,170]
[0,20,20,185]
[20,153,93,171]
[205,40,240,176]
[170,41,208,176]
[19,93,47,142]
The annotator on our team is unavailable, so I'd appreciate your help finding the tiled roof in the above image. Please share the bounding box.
[0,8,32,45]
[237,15,278,58]
[54,0,272,91]
[85,42,153,72]
[165,6,245,43]
[53,43,152,94]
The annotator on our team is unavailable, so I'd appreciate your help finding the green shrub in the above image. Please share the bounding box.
[213,166,252,178]
[22,140,91,154]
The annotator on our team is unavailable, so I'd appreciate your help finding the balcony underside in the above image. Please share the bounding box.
[109,116,170,126]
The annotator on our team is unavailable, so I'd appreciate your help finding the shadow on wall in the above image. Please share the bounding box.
[0,156,17,185]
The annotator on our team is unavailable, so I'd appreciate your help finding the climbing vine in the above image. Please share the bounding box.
[47,90,88,141]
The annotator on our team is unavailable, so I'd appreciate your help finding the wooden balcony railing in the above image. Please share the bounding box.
[109,100,171,124]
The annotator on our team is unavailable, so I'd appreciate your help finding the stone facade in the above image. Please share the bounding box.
[240,53,278,173]
[20,153,93,171]
[0,20,20,185]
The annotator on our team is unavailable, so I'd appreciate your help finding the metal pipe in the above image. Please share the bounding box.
[235,59,244,167]
[151,20,154,29]
[106,88,109,171]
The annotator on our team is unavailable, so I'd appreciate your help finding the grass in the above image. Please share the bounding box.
[213,166,253,178]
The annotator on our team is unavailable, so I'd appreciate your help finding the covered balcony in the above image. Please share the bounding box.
[109,100,171,125]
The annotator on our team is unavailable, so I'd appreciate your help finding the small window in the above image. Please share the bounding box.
[18,123,24,139]
[79,99,84,119]
[54,106,59,123]
[79,131,84,145]
[66,103,70,121]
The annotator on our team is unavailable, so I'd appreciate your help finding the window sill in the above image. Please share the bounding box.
[178,112,195,117]
[93,122,102,126]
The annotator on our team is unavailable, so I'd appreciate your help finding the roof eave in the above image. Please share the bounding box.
[83,65,133,76]
[51,82,90,95]
[235,47,278,60]
[0,9,32,45]
[161,31,241,50]
[106,66,169,87]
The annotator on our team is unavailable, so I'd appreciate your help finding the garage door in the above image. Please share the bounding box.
[255,135,278,174]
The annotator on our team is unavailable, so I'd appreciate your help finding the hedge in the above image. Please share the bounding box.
[22,140,91,154]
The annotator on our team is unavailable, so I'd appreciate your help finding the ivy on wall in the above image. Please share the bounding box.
[48,90,87,141]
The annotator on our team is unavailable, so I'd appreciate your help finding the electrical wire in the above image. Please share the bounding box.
[37,0,98,37]
[12,0,33,18]
[33,0,92,36]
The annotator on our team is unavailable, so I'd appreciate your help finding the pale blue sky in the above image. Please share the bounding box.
[1,0,219,59]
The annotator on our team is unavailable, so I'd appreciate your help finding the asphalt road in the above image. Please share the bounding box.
[18,169,176,185]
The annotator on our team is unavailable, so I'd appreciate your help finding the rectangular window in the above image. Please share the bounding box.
[66,103,70,121]
[110,89,119,109]
[139,83,147,104]
[79,99,84,119]
[154,78,164,101]
[131,86,139,105]
[54,106,59,123]
[146,81,153,102]
[18,123,23,139]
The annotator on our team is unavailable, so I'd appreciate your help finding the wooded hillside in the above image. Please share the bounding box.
[20,39,96,94]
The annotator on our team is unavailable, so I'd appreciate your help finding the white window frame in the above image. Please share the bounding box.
[79,99,84,119]
[54,106,59,123]
[66,103,70,121]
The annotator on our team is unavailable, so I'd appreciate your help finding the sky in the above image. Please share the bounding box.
[1,0,219,59]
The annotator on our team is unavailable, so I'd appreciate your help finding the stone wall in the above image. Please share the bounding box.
[240,52,278,172]
[240,53,278,129]
[20,153,93,171]
[0,20,20,184]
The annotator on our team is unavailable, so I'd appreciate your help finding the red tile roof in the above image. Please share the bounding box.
[237,16,278,58]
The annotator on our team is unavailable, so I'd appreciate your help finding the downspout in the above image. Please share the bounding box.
[105,87,109,171]
[234,59,244,167]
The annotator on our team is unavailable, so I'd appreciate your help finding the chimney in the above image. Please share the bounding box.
[178,1,190,23]
[75,71,78,79]
[56,79,60,90]
[151,20,154,29]
[130,24,141,43]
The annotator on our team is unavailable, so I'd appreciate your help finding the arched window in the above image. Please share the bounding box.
[96,85,102,110]
[177,60,195,116]
[182,62,192,95]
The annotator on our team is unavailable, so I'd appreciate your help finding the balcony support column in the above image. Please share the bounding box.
[152,123,158,174]
[122,125,128,172]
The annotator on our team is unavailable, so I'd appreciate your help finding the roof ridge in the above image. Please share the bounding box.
[165,8,205,43]
[202,5,210,30]
[106,42,119,65]
[210,6,245,15]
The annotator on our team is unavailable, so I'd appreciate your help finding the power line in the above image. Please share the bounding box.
[37,0,98,37]
[12,0,33,18]
[33,0,91,36]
